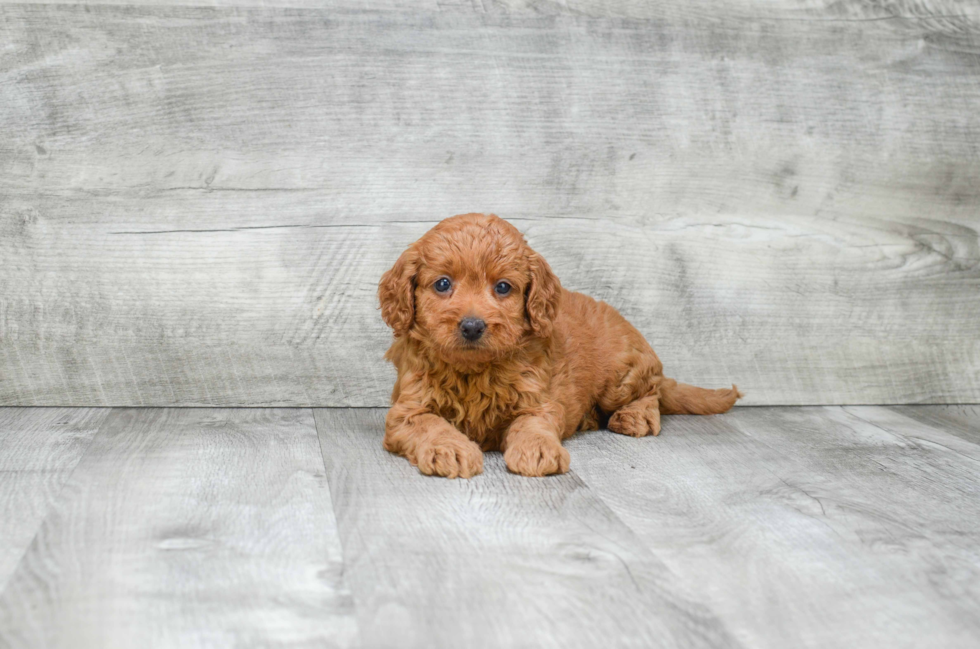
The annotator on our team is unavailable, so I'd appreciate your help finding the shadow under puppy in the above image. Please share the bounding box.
[379,213,741,478]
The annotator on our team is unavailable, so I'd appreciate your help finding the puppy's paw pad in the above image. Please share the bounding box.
[504,436,570,477]
[609,404,661,437]
[415,439,484,479]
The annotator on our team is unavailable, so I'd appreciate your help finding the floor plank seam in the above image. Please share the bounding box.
[844,406,980,461]
[310,407,366,648]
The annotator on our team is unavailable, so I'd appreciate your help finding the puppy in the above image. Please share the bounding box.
[378,213,741,478]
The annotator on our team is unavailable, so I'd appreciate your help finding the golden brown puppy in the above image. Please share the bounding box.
[379,213,741,478]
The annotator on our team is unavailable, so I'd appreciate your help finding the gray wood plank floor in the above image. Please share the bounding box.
[0,408,109,591]
[567,406,980,649]
[0,408,357,649]
[0,405,978,647]
[314,408,737,649]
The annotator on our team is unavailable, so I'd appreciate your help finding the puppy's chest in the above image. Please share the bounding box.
[429,373,525,447]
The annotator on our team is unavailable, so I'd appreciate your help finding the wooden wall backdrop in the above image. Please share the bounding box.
[1,0,979,407]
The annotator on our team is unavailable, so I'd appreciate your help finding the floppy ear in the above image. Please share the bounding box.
[379,246,419,337]
[525,250,562,338]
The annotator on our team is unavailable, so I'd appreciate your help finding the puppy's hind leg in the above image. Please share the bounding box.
[608,392,662,437]
[599,348,665,438]
[606,377,742,438]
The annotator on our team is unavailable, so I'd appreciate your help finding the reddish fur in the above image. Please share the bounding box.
[378,213,741,478]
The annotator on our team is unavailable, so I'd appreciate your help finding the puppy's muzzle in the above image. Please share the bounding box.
[459,317,486,342]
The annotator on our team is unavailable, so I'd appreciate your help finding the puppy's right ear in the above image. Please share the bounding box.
[379,245,418,337]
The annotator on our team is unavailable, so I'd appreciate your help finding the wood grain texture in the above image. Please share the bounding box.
[1,2,979,406]
[313,407,740,649]
[0,408,359,649]
[891,404,980,445]
[565,406,980,649]
[1,405,977,646]
[0,0,977,38]
[0,407,109,590]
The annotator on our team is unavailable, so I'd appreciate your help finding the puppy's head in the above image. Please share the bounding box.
[379,213,561,363]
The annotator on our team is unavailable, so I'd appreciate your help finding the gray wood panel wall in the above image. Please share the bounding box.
[1,0,978,406]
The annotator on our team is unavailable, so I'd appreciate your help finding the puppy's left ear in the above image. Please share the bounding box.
[379,245,419,337]
[525,250,562,338]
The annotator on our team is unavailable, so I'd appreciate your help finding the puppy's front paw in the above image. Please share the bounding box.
[504,434,570,477]
[414,438,484,479]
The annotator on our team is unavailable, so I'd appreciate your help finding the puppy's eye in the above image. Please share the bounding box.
[433,277,452,293]
[494,281,512,296]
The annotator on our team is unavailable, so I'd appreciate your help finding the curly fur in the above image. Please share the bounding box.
[379,213,741,478]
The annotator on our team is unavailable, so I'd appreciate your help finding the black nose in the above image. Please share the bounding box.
[459,317,486,341]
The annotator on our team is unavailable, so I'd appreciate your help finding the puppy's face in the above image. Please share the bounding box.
[379,213,561,365]
[412,229,528,362]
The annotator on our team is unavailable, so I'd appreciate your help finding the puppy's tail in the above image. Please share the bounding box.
[659,378,742,415]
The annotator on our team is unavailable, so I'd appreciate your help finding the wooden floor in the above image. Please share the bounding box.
[0,407,977,648]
